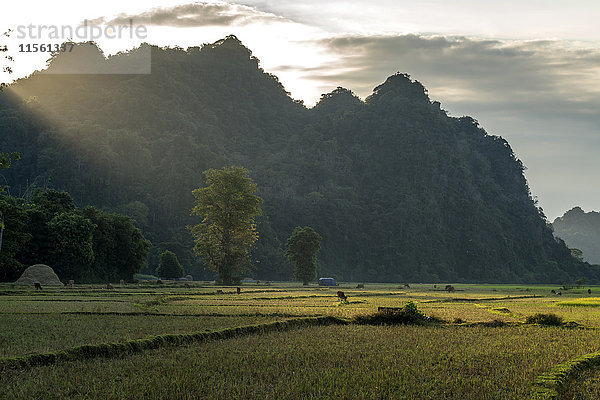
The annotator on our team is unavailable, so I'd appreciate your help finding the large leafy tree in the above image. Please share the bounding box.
[285,226,322,285]
[18,189,78,267]
[47,212,95,281]
[190,166,262,285]
[82,206,151,282]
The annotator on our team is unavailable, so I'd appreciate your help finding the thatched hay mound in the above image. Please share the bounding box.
[15,264,64,286]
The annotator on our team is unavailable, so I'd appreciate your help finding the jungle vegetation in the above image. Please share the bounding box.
[553,207,600,264]
[0,36,596,283]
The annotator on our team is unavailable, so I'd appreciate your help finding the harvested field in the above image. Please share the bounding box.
[1,282,600,399]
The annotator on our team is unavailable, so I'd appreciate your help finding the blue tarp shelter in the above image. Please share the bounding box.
[318,277,337,286]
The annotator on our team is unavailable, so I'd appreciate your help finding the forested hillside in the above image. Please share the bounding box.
[0,36,596,283]
[553,207,600,264]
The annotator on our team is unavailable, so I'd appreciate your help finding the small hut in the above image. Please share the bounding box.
[15,264,64,286]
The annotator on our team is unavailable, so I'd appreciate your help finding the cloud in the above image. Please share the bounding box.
[239,1,600,42]
[286,34,600,123]
[91,2,288,28]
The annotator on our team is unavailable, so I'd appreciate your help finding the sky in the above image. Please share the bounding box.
[1,1,599,220]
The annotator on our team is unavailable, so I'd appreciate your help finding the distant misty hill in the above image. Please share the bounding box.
[0,35,597,283]
[553,207,600,264]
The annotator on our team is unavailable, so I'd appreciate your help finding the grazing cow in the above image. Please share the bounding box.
[404,283,410,288]
[216,289,224,294]
[66,280,74,287]
[356,283,364,289]
[106,283,113,290]
[551,290,556,294]
[445,285,455,293]
[237,287,241,295]
[433,285,437,289]
[588,289,592,294]
[184,283,190,288]
[337,291,348,302]
[557,292,562,296]
[156,280,163,285]
[34,282,42,291]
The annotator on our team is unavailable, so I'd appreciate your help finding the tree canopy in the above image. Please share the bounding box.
[0,189,150,283]
[285,226,322,285]
[156,250,184,279]
[190,166,262,285]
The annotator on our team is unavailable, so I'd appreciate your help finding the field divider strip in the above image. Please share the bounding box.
[0,298,132,302]
[0,316,348,371]
[0,311,305,318]
[530,350,600,399]
[424,295,541,303]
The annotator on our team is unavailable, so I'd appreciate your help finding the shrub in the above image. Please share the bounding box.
[404,301,425,319]
[525,313,564,326]
[156,251,184,279]
[353,301,431,325]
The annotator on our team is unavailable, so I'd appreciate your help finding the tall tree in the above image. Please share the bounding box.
[18,189,78,267]
[189,166,262,285]
[285,226,322,285]
[47,212,95,281]
[82,206,151,282]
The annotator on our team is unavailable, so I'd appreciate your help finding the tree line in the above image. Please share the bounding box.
[0,189,150,283]
[0,166,321,285]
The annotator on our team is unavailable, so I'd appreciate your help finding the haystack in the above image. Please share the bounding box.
[15,264,64,286]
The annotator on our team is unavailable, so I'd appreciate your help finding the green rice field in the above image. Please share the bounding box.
[1,281,600,399]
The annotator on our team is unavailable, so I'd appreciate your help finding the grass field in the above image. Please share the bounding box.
[562,367,600,399]
[1,281,599,399]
